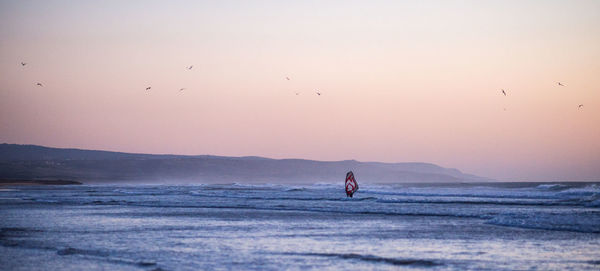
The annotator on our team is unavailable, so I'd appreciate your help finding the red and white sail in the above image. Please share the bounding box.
[345,171,359,195]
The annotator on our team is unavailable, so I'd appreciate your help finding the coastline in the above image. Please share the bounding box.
[0,179,82,186]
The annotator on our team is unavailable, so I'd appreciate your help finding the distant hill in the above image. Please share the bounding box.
[0,143,493,184]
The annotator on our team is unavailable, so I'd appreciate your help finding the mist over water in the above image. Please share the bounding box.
[1,182,599,270]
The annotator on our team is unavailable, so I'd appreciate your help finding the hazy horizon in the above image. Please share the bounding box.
[1,0,599,182]
[2,142,597,183]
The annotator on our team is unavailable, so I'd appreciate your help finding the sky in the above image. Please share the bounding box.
[1,0,599,181]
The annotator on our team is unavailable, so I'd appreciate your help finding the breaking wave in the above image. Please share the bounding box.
[535,184,569,191]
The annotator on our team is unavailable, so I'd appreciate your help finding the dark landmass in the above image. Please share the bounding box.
[0,179,82,186]
[0,143,494,184]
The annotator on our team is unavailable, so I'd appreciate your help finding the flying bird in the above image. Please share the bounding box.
[286,77,290,81]
[35,82,43,87]
[501,89,506,96]
[295,92,300,95]
[578,104,584,109]
[21,62,27,66]
[145,86,151,91]
[179,88,186,92]
[316,91,321,96]
[187,65,193,70]
[557,82,565,86]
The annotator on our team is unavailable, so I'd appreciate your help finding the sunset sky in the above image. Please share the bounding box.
[1,0,598,181]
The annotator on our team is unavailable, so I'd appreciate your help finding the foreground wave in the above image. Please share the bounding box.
[279,252,441,267]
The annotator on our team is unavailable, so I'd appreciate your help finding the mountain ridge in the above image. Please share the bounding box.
[0,143,493,184]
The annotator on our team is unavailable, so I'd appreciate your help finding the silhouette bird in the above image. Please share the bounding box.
[187,65,193,70]
[557,82,565,86]
[179,88,186,92]
[578,104,584,109]
[36,82,43,87]
[295,92,300,95]
[501,89,506,96]
[21,62,27,66]
[286,77,290,81]
[316,91,321,96]
[145,86,151,91]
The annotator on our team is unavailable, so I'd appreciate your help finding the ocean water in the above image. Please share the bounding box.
[1,182,599,271]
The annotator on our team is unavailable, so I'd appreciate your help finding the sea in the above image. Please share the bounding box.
[1,182,599,271]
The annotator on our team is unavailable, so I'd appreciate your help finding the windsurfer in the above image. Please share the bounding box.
[345,171,358,198]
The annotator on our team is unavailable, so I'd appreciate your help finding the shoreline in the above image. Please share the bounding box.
[0,179,83,186]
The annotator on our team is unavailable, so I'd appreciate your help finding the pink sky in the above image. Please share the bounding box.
[1,0,599,181]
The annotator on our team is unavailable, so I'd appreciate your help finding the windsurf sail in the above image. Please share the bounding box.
[345,171,359,197]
